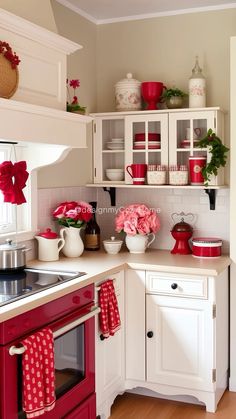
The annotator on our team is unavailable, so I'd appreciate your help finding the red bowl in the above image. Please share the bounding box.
[135,133,161,142]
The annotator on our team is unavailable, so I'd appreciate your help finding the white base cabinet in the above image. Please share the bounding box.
[146,295,214,389]
[95,271,125,419]
[95,268,228,416]
[125,269,228,413]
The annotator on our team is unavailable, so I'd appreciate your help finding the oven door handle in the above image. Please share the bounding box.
[9,305,101,356]
[53,305,100,339]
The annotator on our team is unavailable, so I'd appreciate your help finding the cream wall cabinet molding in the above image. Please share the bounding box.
[0,8,92,149]
[0,7,80,110]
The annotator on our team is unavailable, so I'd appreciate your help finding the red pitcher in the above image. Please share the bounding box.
[141,82,166,110]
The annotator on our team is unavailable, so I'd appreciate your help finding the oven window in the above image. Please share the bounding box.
[54,323,85,398]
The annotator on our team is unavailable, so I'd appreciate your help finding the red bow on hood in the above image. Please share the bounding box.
[0,161,29,205]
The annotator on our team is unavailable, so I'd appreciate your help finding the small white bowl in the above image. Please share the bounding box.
[103,236,123,254]
[106,169,124,181]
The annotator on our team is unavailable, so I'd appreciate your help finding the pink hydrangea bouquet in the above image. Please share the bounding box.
[53,201,92,228]
[115,204,160,236]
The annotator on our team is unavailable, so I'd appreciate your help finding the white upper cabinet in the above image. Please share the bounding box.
[91,107,225,187]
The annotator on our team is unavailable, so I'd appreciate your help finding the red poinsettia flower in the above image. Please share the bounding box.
[69,79,80,89]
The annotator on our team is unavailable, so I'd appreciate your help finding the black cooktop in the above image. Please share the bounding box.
[0,268,86,307]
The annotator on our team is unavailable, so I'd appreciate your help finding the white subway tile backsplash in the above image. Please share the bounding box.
[37,186,229,252]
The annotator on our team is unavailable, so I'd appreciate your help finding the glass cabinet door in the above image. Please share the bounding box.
[93,117,125,183]
[168,109,224,186]
[168,110,215,166]
[125,113,168,184]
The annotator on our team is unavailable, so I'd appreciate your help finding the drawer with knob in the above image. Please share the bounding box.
[146,271,208,299]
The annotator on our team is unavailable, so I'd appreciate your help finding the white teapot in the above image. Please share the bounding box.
[35,228,65,261]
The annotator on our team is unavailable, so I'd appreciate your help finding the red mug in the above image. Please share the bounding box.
[126,164,147,185]
[189,156,206,185]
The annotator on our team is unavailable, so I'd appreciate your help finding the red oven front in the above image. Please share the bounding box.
[0,284,98,419]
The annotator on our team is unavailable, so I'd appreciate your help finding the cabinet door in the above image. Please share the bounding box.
[168,109,224,185]
[125,269,146,381]
[125,113,168,183]
[95,271,125,409]
[93,116,125,183]
[146,295,214,391]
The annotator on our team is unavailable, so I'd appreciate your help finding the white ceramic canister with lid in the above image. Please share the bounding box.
[115,73,141,111]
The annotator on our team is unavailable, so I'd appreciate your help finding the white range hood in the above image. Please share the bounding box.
[0,98,92,148]
[0,8,93,241]
[0,8,92,151]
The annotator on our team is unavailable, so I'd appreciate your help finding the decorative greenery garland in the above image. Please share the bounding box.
[196,128,229,183]
[0,41,20,69]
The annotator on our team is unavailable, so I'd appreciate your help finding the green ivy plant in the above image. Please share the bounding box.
[196,128,229,184]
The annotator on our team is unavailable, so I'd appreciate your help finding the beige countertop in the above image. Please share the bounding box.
[0,249,231,322]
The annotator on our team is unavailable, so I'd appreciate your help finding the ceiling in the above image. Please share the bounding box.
[56,0,236,23]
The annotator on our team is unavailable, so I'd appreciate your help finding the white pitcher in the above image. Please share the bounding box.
[35,228,65,261]
[60,227,84,258]
[125,233,155,254]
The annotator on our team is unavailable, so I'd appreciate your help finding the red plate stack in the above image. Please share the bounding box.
[133,133,161,150]
[191,237,222,258]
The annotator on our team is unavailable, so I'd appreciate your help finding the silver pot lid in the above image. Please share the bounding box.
[0,239,26,251]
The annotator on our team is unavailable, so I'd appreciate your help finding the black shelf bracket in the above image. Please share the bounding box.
[204,189,216,210]
[103,187,116,206]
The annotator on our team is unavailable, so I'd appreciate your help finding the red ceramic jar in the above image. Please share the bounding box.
[189,156,206,185]
[191,237,222,258]
[171,220,193,255]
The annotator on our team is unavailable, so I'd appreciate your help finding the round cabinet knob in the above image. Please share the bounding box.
[100,334,105,341]
[171,283,178,290]
[72,296,81,305]
[147,331,154,338]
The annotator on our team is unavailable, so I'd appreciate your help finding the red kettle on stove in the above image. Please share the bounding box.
[171,212,195,255]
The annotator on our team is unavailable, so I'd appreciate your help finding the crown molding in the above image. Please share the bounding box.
[56,0,98,24]
[55,1,236,25]
[0,7,82,54]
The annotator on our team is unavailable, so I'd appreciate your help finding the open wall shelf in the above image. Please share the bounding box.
[86,183,228,210]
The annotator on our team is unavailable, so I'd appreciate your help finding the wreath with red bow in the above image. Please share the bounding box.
[0,41,20,69]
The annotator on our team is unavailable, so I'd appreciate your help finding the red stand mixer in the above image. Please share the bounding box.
[171,212,195,255]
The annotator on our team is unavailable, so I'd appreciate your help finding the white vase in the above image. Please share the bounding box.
[125,233,155,254]
[60,227,84,257]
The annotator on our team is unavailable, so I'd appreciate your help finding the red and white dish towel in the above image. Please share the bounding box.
[21,327,56,418]
[99,279,121,338]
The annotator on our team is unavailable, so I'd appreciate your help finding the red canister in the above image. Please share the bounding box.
[191,237,222,258]
[189,156,206,185]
